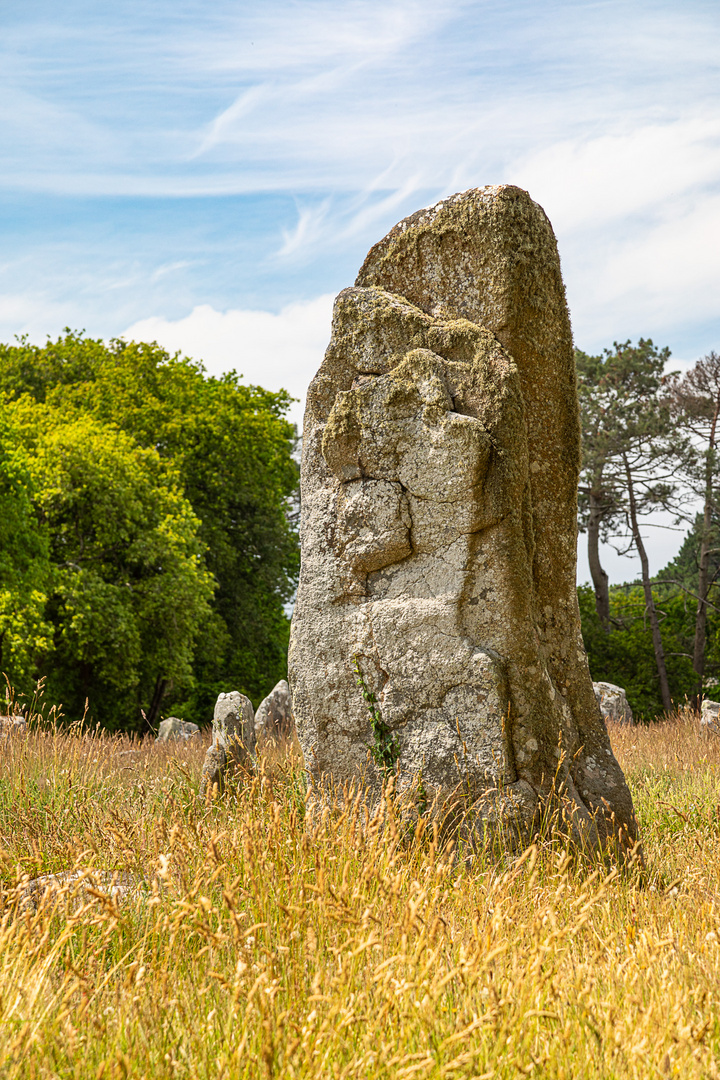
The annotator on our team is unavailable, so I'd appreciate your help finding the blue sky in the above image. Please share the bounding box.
[3,0,720,581]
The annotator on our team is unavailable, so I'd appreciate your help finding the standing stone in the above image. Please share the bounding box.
[255,680,295,742]
[593,683,634,726]
[289,185,639,852]
[156,717,200,743]
[18,870,142,915]
[700,699,720,728]
[201,691,256,795]
[0,715,27,736]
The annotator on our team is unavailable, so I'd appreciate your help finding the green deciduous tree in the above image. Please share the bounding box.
[0,331,300,725]
[0,413,51,691]
[7,402,214,729]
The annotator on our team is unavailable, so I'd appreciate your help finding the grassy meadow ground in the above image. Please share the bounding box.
[0,708,720,1078]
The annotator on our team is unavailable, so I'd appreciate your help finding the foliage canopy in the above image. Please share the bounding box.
[0,332,299,729]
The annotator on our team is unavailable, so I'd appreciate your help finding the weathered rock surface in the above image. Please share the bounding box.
[156,717,200,743]
[700,699,720,728]
[289,185,639,852]
[0,715,27,736]
[255,680,295,742]
[593,683,634,726]
[201,691,256,795]
[16,870,142,914]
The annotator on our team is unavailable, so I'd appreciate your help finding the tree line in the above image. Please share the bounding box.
[576,339,720,719]
[1,329,716,729]
[0,332,299,730]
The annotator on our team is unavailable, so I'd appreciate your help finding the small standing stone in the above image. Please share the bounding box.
[254,680,295,742]
[593,683,634,725]
[202,744,228,794]
[0,715,27,736]
[17,870,142,914]
[700,699,720,728]
[156,717,200,742]
[201,691,256,795]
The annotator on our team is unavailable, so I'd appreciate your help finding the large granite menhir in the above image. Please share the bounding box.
[289,185,638,852]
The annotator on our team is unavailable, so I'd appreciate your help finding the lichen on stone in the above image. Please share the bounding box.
[290,185,639,855]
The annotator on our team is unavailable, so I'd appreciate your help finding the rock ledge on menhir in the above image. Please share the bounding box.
[289,185,638,853]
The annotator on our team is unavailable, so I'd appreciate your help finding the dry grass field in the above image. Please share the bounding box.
[1,706,720,1078]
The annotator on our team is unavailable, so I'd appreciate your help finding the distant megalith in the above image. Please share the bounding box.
[201,691,256,796]
[593,682,634,726]
[700,699,720,729]
[255,680,295,742]
[289,185,639,852]
[156,717,200,743]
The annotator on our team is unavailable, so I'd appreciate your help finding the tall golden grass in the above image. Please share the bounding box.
[0,707,719,1078]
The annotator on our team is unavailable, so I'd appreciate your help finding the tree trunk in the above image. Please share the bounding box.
[623,454,672,713]
[693,408,719,705]
[146,676,167,731]
[587,490,610,628]
[694,471,712,703]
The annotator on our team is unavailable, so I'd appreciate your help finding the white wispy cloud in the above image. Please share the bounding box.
[277,200,332,258]
[510,115,720,232]
[3,1,716,201]
[180,0,454,77]
[150,260,195,282]
[494,111,720,350]
[569,189,720,346]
